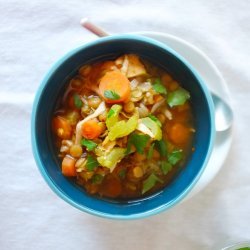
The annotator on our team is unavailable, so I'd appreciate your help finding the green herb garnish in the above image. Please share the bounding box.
[161,161,172,175]
[91,174,103,184]
[167,88,190,107]
[107,108,115,118]
[81,139,97,151]
[148,114,162,127]
[155,139,168,158]
[142,173,163,194]
[118,169,127,179]
[86,155,99,171]
[168,149,183,165]
[126,133,150,154]
[153,78,167,94]
[104,90,120,100]
[147,143,155,159]
[73,94,83,109]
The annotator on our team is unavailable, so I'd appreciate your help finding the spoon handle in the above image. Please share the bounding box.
[80,18,109,37]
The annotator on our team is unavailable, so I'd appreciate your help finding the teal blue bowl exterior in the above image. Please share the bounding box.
[31,34,215,220]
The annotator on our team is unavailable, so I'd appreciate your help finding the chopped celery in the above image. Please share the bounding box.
[142,173,163,194]
[167,88,190,107]
[97,147,126,171]
[138,117,162,140]
[108,111,139,141]
[106,104,122,130]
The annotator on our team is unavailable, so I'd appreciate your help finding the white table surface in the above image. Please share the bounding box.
[1,0,250,249]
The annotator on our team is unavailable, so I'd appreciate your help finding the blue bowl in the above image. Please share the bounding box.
[31,34,215,219]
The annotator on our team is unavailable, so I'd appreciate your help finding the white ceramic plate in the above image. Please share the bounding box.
[135,31,233,200]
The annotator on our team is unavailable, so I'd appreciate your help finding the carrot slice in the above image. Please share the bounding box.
[52,116,72,139]
[62,156,76,177]
[81,119,103,139]
[169,123,190,144]
[99,71,130,103]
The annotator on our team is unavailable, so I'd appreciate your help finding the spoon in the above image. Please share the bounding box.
[80,18,234,132]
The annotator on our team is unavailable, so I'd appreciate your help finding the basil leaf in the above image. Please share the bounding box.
[91,174,103,184]
[147,143,155,160]
[168,149,183,165]
[142,173,163,194]
[86,155,99,171]
[155,139,168,158]
[104,90,120,100]
[153,78,167,94]
[81,139,97,151]
[73,94,83,109]
[126,133,150,154]
[161,161,172,175]
[148,114,162,127]
[167,88,190,107]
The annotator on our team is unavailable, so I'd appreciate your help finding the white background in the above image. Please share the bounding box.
[1,0,250,249]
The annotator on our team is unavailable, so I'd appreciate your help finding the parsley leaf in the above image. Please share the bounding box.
[73,94,83,109]
[155,139,168,158]
[147,143,155,160]
[153,78,167,94]
[161,161,172,175]
[148,114,162,127]
[86,155,99,171]
[167,88,190,107]
[81,139,97,151]
[168,149,183,165]
[104,90,120,100]
[126,133,150,154]
[142,173,163,194]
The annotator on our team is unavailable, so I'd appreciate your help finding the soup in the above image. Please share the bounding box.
[52,54,195,199]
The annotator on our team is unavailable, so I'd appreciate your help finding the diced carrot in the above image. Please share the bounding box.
[99,71,131,103]
[81,119,103,139]
[52,116,72,139]
[169,123,190,144]
[62,156,76,177]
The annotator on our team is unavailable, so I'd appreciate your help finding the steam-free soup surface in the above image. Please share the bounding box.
[52,54,195,199]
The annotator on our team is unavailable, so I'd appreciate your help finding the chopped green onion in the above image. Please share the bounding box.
[168,149,183,165]
[126,133,150,154]
[104,90,120,100]
[148,114,162,127]
[86,155,99,171]
[161,161,172,175]
[81,139,97,151]
[147,143,155,159]
[167,88,190,107]
[73,94,83,109]
[153,78,167,94]
[142,173,163,194]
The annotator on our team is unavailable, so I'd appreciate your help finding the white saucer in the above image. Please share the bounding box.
[136,31,233,200]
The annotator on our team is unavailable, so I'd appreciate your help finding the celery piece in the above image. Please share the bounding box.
[142,173,163,194]
[167,88,190,107]
[106,104,122,130]
[97,147,126,171]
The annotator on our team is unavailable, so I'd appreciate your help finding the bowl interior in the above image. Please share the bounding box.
[32,35,214,219]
